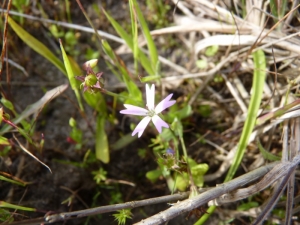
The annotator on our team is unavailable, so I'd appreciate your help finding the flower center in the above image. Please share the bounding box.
[146,109,156,117]
[85,74,97,86]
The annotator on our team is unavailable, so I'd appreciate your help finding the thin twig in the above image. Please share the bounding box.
[208,157,295,205]
[134,162,278,225]
[252,169,294,225]
[45,192,190,223]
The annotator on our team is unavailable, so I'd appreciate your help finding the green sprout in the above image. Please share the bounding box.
[92,168,107,184]
[113,209,133,225]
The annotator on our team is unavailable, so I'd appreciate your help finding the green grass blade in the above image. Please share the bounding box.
[129,0,139,75]
[102,40,142,104]
[0,201,35,212]
[257,139,280,161]
[194,205,217,225]
[225,49,266,182]
[59,40,84,111]
[111,133,137,150]
[0,175,26,187]
[102,8,154,75]
[7,16,66,76]
[130,0,159,74]
[270,0,287,20]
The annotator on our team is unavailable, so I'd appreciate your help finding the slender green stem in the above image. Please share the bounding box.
[179,135,198,196]
[194,206,216,225]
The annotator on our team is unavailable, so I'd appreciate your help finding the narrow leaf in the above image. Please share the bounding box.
[96,116,109,163]
[111,133,137,150]
[7,16,66,75]
[225,49,266,181]
[131,0,158,73]
[101,40,142,103]
[59,40,84,111]
[102,8,154,75]
[0,201,35,212]
[257,139,280,161]
[0,175,26,187]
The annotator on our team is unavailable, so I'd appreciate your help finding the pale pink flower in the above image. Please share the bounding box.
[120,84,176,138]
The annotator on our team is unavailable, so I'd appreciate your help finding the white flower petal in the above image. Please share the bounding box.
[146,84,155,110]
[120,104,148,116]
[152,115,169,133]
[155,94,176,114]
[132,116,151,137]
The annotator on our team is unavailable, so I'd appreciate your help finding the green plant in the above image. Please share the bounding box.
[146,0,171,29]
[113,209,132,225]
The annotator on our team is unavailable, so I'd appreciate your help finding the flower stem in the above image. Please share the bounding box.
[179,135,198,197]
[101,90,130,101]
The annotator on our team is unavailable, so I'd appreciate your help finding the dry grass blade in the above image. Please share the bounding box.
[208,157,295,206]
[150,16,251,35]
[284,118,300,224]
[13,134,52,173]
[222,73,248,113]
[0,84,68,134]
[252,171,293,225]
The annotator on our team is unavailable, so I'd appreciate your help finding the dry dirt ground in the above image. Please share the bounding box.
[0,1,205,224]
[1,1,300,225]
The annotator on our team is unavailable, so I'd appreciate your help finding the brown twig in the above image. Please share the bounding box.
[45,192,190,223]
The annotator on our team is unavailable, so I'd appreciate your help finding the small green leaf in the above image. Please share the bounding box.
[95,116,109,163]
[146,169,162,183]
[196,59,208,69]
[69,117,76,127]
[0,136,10,146]
[257,139,280,161]
[176,173,189,191]
[140,75,161,82]
[191,163,209,176]
[92,168,107,184]
[65,31,77,46]
[237,201,259,211]
[111,133,137,150]
[0,98,15,111]
[205,45,219,56]
[191,163,209,188]
[49,24,64,38]
[83,91,106,113]
[170,105,192,120]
